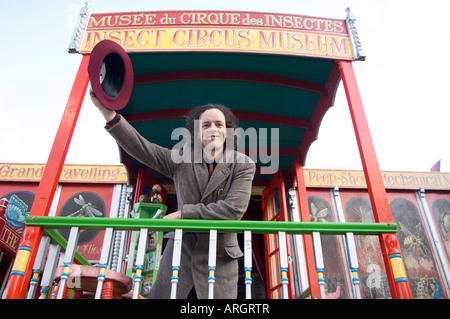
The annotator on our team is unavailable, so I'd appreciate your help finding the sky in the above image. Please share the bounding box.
[0,0,449,173]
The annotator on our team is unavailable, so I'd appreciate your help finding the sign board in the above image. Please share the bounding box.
[0,163,128,184]
[0,217,21,256]
[1,163,448,190]
[71,7,358,60]
[303,169,450,190]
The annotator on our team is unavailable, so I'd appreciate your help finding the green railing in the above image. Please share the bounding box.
[27,216,396,235]
[42,228,91,266]
[25,215,397,299]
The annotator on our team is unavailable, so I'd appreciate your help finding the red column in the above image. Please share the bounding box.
[338,60,412,299]
[3,55,90,299]
[293,160,321,299]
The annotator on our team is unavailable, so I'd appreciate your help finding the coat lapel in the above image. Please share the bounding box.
[192,149,235,202]
[192,162,209,197]
[201,162,231,202]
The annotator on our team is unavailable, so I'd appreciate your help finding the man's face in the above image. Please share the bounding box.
[199,108,227,155]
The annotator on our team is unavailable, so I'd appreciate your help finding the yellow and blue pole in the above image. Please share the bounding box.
[95,227,114,299]
[385,234,411,298]
[346,232,362,298]
[132,228,148,299]
[56,227,80,299]
[207,230,217,299]
[244,231,252,299]
[312,232,326,299]
[170,229,183,299]
[38,243,61,299]
[278,232,290,299]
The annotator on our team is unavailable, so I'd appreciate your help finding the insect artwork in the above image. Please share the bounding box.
[351,205,378,250]
[3,194,29,232]
[67,195,103,218]
[440,212,450,240]
[437,208,450,240]
[309,202,328,222]
[398,222,429,261]
[353,205,372,223]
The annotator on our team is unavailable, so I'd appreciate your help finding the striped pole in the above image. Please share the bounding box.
[95,228,114,299]
[56,227,80,299]
[278,232,289,299]
[170,229,183,299]
[385,234,410,298]
[39,243,61,299]
[4,226,40,299]
[244,231,252,299]
[11,247,32,282]
[346,232,361,299]
[208,230,217,299]
[312,232,326,299]
[132,228,148,299]
[26,235,50,299]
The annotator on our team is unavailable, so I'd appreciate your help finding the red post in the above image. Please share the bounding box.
[338,60,412,299]
[293,160,321,299]
[102,281,114,299]
[2,55,90,299]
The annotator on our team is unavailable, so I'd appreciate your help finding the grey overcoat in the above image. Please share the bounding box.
[107,116,256,298]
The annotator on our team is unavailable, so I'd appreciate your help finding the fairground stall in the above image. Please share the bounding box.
[3,4,449,299]
[1,163,448,299]
[0,163,130,297]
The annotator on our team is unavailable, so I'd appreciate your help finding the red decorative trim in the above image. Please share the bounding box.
[237,148,300,158]
[123,109,189,122]
[123,108,312,130]
[298,62,341,165]
[134,70,327,96]
[233,110,312,130]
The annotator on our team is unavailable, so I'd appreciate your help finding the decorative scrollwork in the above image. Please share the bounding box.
[346,7,366,61]
[68,2,91,53]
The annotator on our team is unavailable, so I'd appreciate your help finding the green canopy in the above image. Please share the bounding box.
[118,51,341,184]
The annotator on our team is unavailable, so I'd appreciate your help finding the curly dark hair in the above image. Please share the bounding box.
[185,104,239,150]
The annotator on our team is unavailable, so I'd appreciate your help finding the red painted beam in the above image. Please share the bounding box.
[338,60,412,299]
[134,70,328,96]
[237,148,300,157]
[233,110,312,130]
[292,160,321,299]
[124,108,312,130]
[123,108,189,122]
[3,55,90,299]
[338,61,390,223]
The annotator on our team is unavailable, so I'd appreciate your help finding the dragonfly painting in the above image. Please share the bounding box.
[58,192,106,247]
[67,194,103,218]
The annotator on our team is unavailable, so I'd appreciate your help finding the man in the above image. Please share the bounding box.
[90,89,256,298]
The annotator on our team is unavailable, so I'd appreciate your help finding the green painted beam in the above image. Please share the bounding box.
[27,216,396,236]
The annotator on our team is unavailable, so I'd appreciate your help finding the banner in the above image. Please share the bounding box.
[2,164,448,190]
[0,163,128,184]
[304,169,450,190]
[77,10,354,60]
[0,217,21,256]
